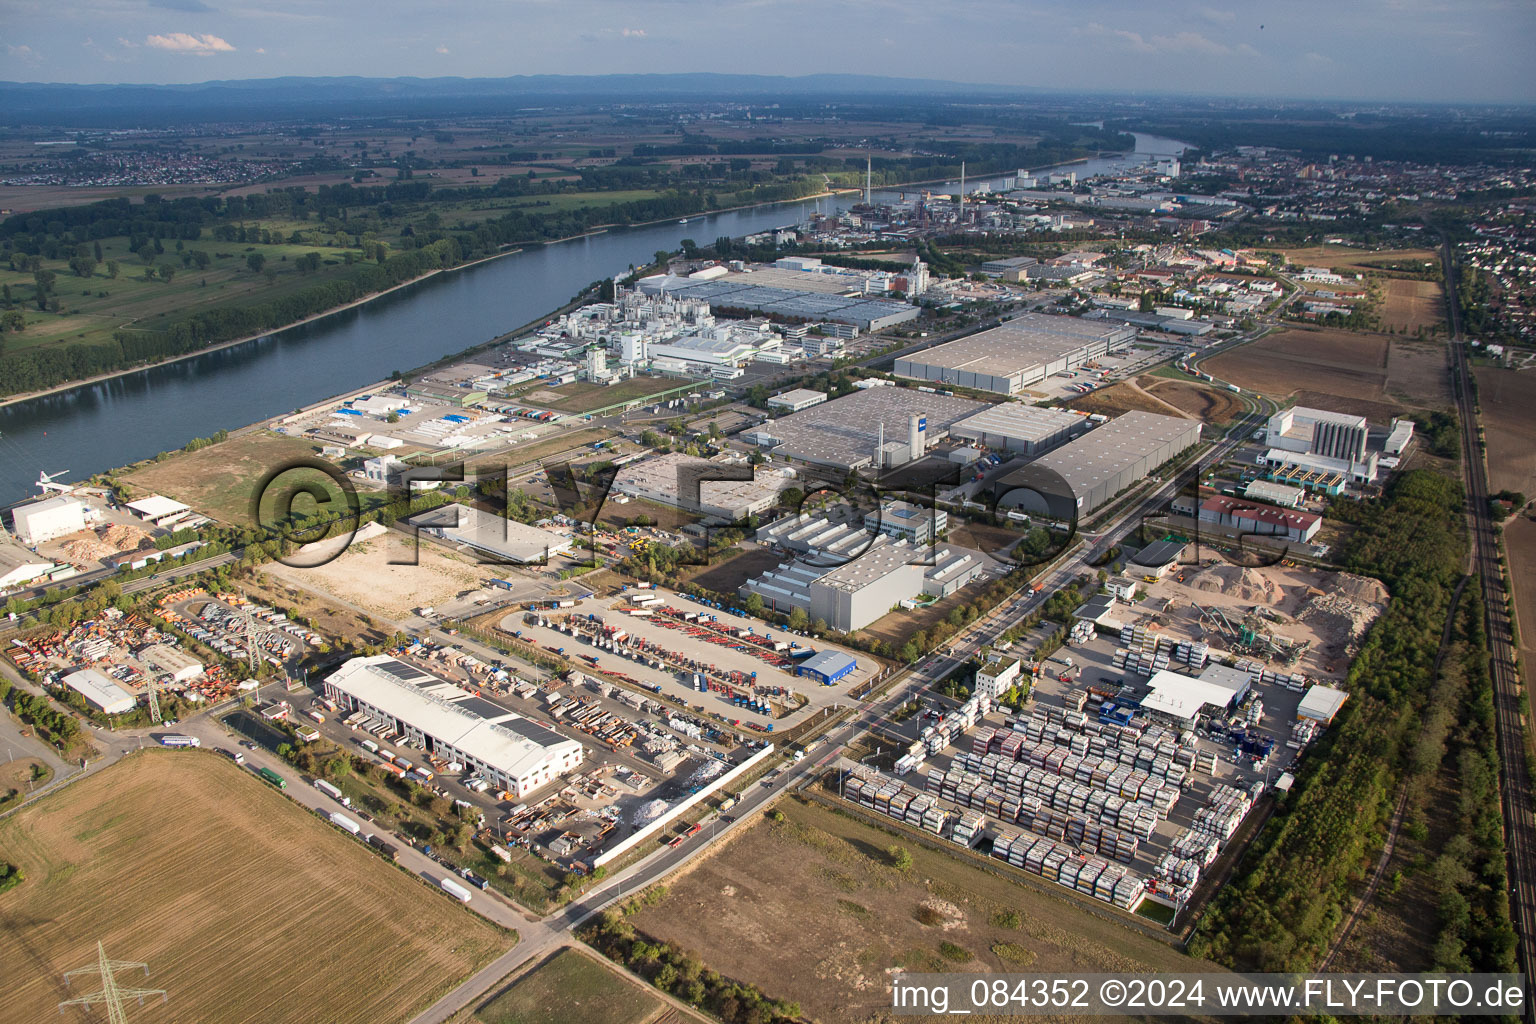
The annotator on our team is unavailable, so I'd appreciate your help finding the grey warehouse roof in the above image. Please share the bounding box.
[751,387,988,470]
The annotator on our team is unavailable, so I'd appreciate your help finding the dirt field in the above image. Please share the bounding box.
[1474,368,1536,498]
[1141,378,1246,425]
[529,377,685,414]
[1068,380,1186,419]
[1505,517,1536,671]
[0,752,506,1024]
[678,547,786,596]
[476,946,677,1024]
[264,530,507,620]
[630,798,1201,1024]
[1206,329,1449,417]
[1379,278,1446,334]
[123,431,375,526]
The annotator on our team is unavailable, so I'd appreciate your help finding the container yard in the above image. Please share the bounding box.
[830,604,1332,922]
[6,601,237,711]
[496,587,879,732]
[281,629,763,873]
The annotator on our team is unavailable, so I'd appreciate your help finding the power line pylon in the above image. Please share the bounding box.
[58,941,166,1023]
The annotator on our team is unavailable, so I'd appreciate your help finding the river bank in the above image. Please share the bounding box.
[0,184,850,410]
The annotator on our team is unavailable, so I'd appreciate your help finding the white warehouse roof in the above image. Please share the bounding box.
[326,656,582,782]
[1140,669,1240,724]
[62,668,136,715]
[126,495,191,519]
[1297,684,1349,724]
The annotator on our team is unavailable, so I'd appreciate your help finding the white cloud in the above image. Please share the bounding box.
[116,37,140,48]
[621,27,646,37]
[1199,7,1237,23]
[144,31,236,54]
[435,44,449,54]
[5,43,40,62]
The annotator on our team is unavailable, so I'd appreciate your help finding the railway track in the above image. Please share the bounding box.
[1443,236,1534,1014]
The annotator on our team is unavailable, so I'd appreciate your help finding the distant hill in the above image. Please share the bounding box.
[0,73,1043,124]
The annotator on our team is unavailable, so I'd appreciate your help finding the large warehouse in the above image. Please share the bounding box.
[11,495,86,546]
[993,410,1202,517]
[742,536,925,632]
[636,274,920,332]
[411,504,572,564]
[612,452,789,521]
[743,386,987,472]
[950,402,1087,455]
[325,656,584,797]
[893,313,1136,395]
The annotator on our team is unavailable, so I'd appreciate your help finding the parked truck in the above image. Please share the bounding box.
[329,811,362,835]
[439,876,473,903]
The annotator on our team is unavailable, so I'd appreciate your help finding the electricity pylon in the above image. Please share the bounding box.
[58,941,166,1023]
[145,675,162,725]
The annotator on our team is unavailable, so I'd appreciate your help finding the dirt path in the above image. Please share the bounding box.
[1126,376,1195,419]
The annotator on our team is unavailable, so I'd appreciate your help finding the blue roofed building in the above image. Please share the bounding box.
[796,650,858,686]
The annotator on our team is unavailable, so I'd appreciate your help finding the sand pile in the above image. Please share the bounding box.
[100,523,151,552]
[61,537,117,563]
[1188,564,1284,604]
[1297,575,1387,657]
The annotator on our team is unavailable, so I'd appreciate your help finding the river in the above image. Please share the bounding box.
[0,133,1186,505]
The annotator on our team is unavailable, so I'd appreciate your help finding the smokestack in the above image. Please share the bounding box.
[959,161,965,224]
[909,414,925,458]
[865,153,872,206]
[877,421,885,468]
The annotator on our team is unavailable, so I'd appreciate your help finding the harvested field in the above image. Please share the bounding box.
[630,797,1201,1024]
[1379,278,1446,334]
[1275,246,1440,275]
[1474,368,1536,498]
[1141,378,1246,425]
[0,752,506,1024]
[263,529,506,621]
[1206,328,1449,416]
[123,431,378,526]
[1506,517,1536,671]
[476,946,678,1024]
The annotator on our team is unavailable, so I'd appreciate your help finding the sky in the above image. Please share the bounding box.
[1,0,1533,104]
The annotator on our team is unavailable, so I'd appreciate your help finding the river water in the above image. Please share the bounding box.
[0,133,1186,504]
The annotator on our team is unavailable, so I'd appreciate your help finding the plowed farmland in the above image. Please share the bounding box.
[0,752,506,1024]
[1205,328,1448,416]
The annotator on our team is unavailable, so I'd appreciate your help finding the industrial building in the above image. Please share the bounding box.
[140,644,204,683]
[62,667,136,715]
[11,495,86,546]
[743,386,987,472]
[950,402,1086,455]
[766,388,828,413]
[1266,406,1368,462]
[796,650,858,686]
[865,500,946,544]
[1129,540,1188,579]
[742,529,985,632]
[0,534,57,589]
[326,656,584,797]
[973,656,1022,699]
[1136,667,1247,730]
[1297,684,1348,725]
[611,452,789,521]
[410,504,573,564]
[125,495,192,527]
[993,411,1202,518]
[1196,494,1321,544]
[1243,479,1306,508]
[892,314,1135,395]
[635,274,920,332]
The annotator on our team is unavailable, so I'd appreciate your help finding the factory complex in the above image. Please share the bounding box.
[744,386,988,471]
[995,411,1202,517]
[950,401,1088,455]
[893,313,1136,395]
[611,452,795,521]
[636,272,920,333]
[325,655,585,798]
